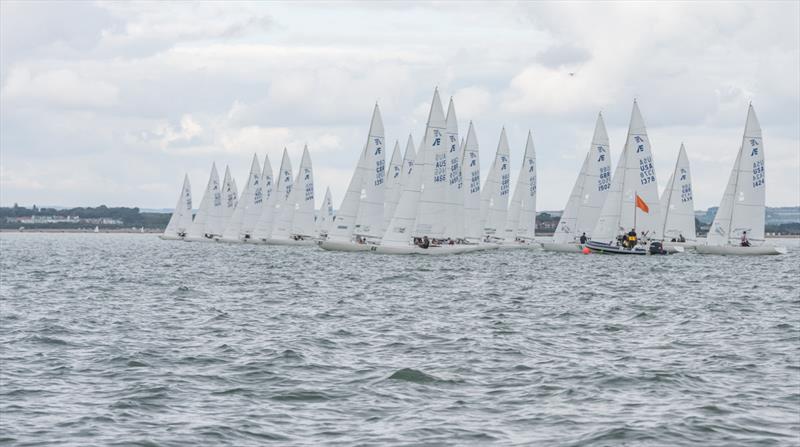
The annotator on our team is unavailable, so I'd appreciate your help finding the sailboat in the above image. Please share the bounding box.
[480,128,511,242]
[316,187,335,238]
[383,136,416,235]
[250,154,276,243]
[321,104,386,252]
[500,131,537,248]
[660,144,697,250]
[375,88,480,255]
[221,154,263,242]
[444,97,464,240]
[585,100,680,255]
[254,148,293,244]
[462,122,483,244]
[543,113,611,252]
[267,146,317,245]
[186,162,225,241]
[220,166,238,238]
[696,105,787,255]
[382,140,403,233]
[161,174,193,240]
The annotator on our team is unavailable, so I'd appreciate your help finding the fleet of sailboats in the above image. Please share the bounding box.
[162,92,786,256]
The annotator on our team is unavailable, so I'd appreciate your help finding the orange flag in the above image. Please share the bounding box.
[635,194,649,213]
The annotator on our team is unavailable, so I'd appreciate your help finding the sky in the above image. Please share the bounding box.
[1,1,798,211]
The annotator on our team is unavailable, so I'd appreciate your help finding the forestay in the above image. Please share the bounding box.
[444,97,463,239]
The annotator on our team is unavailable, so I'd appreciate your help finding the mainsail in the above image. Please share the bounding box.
[707,104,766,245]
[480,128,511,238]
[317,187,334,236]
[660,143,696,241]
[592,101,662,242]
[553,113,612,243]
[383,137,415,233]
[462,122,482,241]
[252,154,276,241]
[504,131,537,241]
[187,162,223,239]
[414,88,449,238]
[221,166,238,227]
[290,145,316,237]
[267,149,295,240]
[164,174,193,237]
[444,97,463,239]
[353,104,386,238]
[222,154,262,240]
[326,143,367,242]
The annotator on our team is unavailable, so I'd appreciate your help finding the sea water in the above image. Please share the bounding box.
[1,233,798,445]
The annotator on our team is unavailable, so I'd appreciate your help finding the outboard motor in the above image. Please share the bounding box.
[649,241,666,255]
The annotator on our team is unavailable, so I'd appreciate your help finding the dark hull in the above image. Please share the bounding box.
[585,241,649,255]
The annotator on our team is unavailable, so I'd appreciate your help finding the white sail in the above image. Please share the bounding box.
[381,133,424,247]
[164,174,193,238]
[251,154,276,241]
[708,104,766,245]
[592,101,662,242]
[326,143,367,242]
[222,154,262,240]
[462,121,483,241]
[660,143,696,242]
[444,97,463,239]
[505,130,537,241]
[353,103,386,238]
[382,140,404,233]
[221,166,238,228]
[267,149,295,240]
[480,128,511,238]
[290,145,316,237]
[317,187,334,236]
[553,113,612,243]
[187,163,223,239]
[413,88,449,238]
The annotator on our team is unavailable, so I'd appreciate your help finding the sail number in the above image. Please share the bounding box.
[434,154,446,183]
[639,156,655,185]
[500,173,510,196]
[752,160,765,188]
[680,184,693,203]
[598,166,611,191]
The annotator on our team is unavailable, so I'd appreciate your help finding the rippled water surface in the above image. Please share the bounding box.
[1,233,799,446]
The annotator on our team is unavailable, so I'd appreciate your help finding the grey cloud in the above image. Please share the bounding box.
[535,43,591,68]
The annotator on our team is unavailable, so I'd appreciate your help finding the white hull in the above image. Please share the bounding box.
[265,238,317,246]
[159,234,183,241]
[541,242,584,253]
[374,244,482,255]
[695,244,787,256]
[218,237,244,244]
[184,235,222,243]
[319,240,374,252]
[496,241,539,250]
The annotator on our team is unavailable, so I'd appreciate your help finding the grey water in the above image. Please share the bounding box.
[1,233,798,446]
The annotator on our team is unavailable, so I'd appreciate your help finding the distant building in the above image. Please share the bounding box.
[7,215,80,224]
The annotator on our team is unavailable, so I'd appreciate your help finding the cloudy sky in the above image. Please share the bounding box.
[1,1,798,211]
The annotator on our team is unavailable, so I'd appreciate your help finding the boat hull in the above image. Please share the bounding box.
[264,238,317,246]
[695,244,787,256]
[496,241,539,250]
[159,234,183,241]
[319,240,374,252]
[183,235,222,243]
[541,242,584,253]
[374,243,491,255]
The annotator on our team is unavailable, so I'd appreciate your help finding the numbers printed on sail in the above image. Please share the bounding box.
[598,166,611,191]
[434,153,446,183]
[375,159,385,186]
[680,183,693,202]
[639,156,655,185]
[752,160,765,188]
